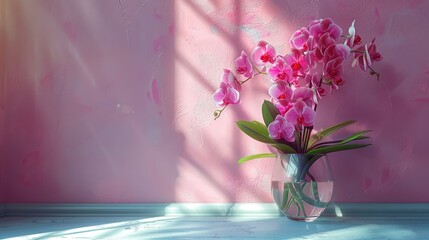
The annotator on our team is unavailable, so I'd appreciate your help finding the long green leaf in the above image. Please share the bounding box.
[270,143,297,154]
[311,181,320,203]
[281,188,289,211]
[308,120,356,147]
[310,136,370,149]
[252,120,269,130]
[262,100,280,127]
[338,130,372,145]
[307,143,371,155]
[236,121,274,144]
[238,153,276,164]
[288,183,307,217]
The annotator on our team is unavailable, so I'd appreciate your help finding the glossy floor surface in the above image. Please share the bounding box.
[1,216,429,239]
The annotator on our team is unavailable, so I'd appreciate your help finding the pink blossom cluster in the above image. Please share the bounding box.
[213,18,382,143]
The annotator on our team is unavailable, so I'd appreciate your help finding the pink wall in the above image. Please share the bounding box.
[1,0,6,205]
[1,0,429,203]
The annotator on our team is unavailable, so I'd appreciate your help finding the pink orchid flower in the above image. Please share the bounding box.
[307,33,336,65]
[324,58,344,81]
[221,69,241,91]
[251,41,276,66]
[285,100,316,127]
[305,74,327,100]
[269,81,293,102]
[273,100,293,116]
[344,20,363,48]
[324,44,350,63]
[289,27,310,51]
[345,20,356,48]
[268,56,293,83]
[316,86,327,97]
[213,82,240,107]
[268,115,295,142]
[284,49,309,76]
[234,51,253,78]
[352,39,383,71]
[330,77,345,90]
[309,18,343,41]
[317,32,337,51]
[269,81,293,114]
[292,87,314,107]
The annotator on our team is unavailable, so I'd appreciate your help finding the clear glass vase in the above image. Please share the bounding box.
[271,153,333,222]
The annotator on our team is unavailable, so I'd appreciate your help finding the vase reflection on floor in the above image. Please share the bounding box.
[271,153,333,222]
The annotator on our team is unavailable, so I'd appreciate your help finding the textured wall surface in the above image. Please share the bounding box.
[1,0,6,205]
[1,0,429,203]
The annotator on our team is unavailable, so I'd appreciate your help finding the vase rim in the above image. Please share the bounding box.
[276,153,327,156]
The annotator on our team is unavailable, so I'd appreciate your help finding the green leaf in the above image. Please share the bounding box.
[312,182,320,202]
[288,184,307,217]
[236,121,274,144]
[252,120,268,130]
[262,100,280,127]
[310,136,370,149]
[338,130,372,145]
[307,143,371,155]
[308,120,356,147]
[270,143,297,154]
[281,188,289,211]
[238,153,276,164]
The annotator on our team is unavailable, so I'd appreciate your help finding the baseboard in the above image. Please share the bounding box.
[0,204,4,218]
[4,203,429,217]
[4,203,279,217]
[323,203,429,217]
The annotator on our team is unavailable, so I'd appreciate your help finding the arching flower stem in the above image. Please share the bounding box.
[214,70,265,120]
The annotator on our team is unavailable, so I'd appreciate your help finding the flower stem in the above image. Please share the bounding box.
[303,126,311,152]
[239,72,263,85]
[368,65,380,81]
[313,75,324,112]
[213,105,227,120]
[214,71,264,120]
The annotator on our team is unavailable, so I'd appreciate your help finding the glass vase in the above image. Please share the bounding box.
[271,153,333,222]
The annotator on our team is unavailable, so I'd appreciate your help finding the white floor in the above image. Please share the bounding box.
[1,216,429,239]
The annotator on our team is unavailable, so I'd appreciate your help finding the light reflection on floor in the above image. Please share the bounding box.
[0,216,427,239]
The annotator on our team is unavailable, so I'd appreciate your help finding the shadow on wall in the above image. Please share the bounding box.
[173,0,286,203]
[176,0,429,203]
[2,0,427,204]
[2,0,180,203]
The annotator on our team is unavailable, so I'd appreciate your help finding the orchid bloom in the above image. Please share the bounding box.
[268,115,295,142]
[235,51,253,78]
[268,56,293,83]
[324,58,344,82]
[307,33,336,65]
[289,27,310,51]
[269,81,293,114]
[251,40,276,66]
[285,100,316,127]
[324,44,350,63]
[213,82,240,107]
[352,39,382,71]
[273,100,293,116]
[345,20,356,48]
[292,87,314,107]
[221,69,241,91]
[345,20,363,48]
[284,49,309,76]
[305,74,327,99]
[309,18,343,41]
[269,81,293,103]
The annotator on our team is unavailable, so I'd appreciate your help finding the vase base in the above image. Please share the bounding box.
[287,216,318,222]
